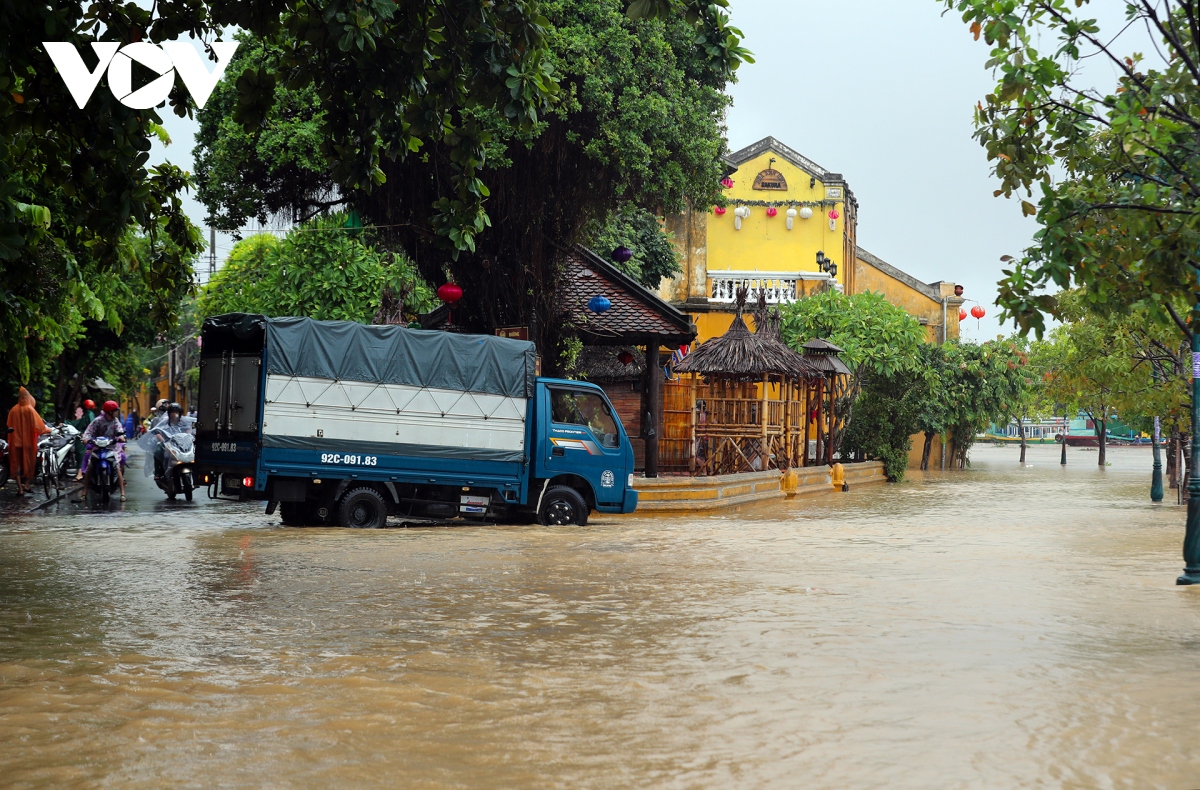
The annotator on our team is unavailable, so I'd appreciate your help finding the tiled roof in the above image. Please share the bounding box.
[565,246,697,346]
[725,136,839,183]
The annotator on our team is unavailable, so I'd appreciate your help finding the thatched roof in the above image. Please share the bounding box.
[753,293,819,379]
[574,345,644,381]
[676,288,811,379]
[802,337,852,375]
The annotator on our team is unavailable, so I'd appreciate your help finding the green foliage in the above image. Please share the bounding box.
[779,290,927,378]
[943,1,1200,337]
[940,340,1031,463]
[199,214,434,323]
[588,207,682,289]
[1,0,206,382]
[193,0,740,373]
[779,290,927,476]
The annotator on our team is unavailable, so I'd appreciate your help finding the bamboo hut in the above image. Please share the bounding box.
[802,338,852,465]
[674,288,818,475]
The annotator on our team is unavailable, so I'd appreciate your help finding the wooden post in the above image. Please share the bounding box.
[826,373,835,466]
[689,373,698,475]
[760,374,770,470]
[645,337,661,478]
[782,378,792,469]
[815,377,825,465]
[802,380,811,468]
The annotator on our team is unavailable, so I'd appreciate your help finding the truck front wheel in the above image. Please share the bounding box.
[539,486,588,527]
[339,487,388,529]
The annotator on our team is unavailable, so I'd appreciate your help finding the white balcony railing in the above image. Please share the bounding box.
[708,270,841,304]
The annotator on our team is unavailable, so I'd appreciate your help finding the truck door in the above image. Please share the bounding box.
[197,352,262,434]
[543,386,627,506]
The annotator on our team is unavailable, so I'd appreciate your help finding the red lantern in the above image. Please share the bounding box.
[617,350,634,365]
[714,206,727,215]
[971,305,986,319]
[437,283,463,304]
[958,308,967,322]
[766,206,778,217]
[828,209,840,220]
[720,178,734,189]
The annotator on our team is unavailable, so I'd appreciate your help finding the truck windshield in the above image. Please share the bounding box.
[550,390,620,448]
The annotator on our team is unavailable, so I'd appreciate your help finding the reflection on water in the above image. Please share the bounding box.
[2,444,1199,788]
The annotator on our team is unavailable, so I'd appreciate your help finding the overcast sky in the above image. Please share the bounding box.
[153,0,1140,339]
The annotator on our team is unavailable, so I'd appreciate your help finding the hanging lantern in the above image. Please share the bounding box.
[971,305,986,319]
[799,206,813,220]
[588,295,612,313]
[714,206,727,215]
[437,283,463,304]
[720,177,734,189]
[612,246,633,263]
[766,206,778,217]
[828,209,840,220]
[733,205,751,230]
[785,207,797,230]
[959,308,967,322]
[617,350,634,365]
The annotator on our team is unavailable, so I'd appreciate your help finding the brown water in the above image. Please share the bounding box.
[1,444,1198,788]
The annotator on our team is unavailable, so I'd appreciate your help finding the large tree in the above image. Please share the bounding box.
[942,0,1200,337]
[194,0,747,371]
[3,0,565,386]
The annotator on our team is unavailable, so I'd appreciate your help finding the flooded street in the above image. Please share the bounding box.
[1,444,1198,788]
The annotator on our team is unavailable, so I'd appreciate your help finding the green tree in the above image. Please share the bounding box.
[942,1,1200,338]
[779,289,928,464]
[938,340,1030,469]
[588,207,682,289]
[194,0,747,373]
[199,214,434,323]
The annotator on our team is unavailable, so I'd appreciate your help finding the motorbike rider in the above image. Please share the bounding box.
[75,400,127,501]
[148,398,170,430]
[150,402,187,478]
[70,404,93,481]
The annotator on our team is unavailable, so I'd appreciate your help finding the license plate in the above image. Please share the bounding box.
[460,495,489,506]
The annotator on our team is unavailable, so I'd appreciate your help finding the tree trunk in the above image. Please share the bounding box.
[1018,418,1027,464]
[1097,418,1107,467]
[920,432,934,471]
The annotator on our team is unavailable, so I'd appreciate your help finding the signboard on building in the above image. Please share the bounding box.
[496,326,529,341]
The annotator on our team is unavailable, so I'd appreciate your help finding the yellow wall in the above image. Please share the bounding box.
[706,150,852,291]
[855,258,962,343]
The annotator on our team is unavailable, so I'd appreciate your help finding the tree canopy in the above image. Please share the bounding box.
[942,0,1200,337]
[194,0,746,371]
[199,215,434,324]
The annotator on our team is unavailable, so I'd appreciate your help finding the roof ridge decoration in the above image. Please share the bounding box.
[725,136,838,182]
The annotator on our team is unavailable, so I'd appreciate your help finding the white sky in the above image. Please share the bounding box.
[150,0,1142,338]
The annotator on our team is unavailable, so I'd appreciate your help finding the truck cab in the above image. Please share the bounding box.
[532,379,638,521]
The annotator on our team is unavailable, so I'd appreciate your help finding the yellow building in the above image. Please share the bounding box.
[661,136,963,344]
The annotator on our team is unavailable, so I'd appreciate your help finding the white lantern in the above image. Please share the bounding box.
[799,206,813,220]
[785,207,797,230]
[733,205,751,230]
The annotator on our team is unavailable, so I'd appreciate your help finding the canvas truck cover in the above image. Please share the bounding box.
[202,314,537,398]
[202,314,538,464]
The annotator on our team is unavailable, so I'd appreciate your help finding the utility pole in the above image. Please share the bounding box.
[1177,277,1200,584]
[208,225,216,279]
[1153,416,1164,502]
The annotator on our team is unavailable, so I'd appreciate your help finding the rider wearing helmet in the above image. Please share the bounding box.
[70,399,97,480]
[149,398,170,430]
[75,400,127,501]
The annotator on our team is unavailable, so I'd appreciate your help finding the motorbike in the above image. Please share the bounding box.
[36,423,79,499]
[0,431,8,489]
[147,424,196,501]
[85,436,122,504]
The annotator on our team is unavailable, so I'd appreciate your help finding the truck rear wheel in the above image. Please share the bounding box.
[539,486,588,527]
[339,487,388,529]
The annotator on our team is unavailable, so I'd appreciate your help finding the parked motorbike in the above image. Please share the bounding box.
[0,432,8,489]
[86,437,122,504]
[36,423,79,498]
[148,424,196,501]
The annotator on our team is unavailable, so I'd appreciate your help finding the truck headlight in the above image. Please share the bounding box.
[628,473,635,487]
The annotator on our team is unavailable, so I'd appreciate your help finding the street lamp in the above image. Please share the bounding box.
[816,250,837,279]
[1178,304,1200,584]
[1152,416,1164,502]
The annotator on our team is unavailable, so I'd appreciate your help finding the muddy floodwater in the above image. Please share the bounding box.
[2,444,1199,788]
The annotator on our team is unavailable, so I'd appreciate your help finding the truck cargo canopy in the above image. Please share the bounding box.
[255,315,537,399]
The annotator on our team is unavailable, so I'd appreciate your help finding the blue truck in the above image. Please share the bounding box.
[195,314,638,528]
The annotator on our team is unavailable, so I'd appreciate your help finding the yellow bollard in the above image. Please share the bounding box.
[781,469,799,497]
[831,463,848,492]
